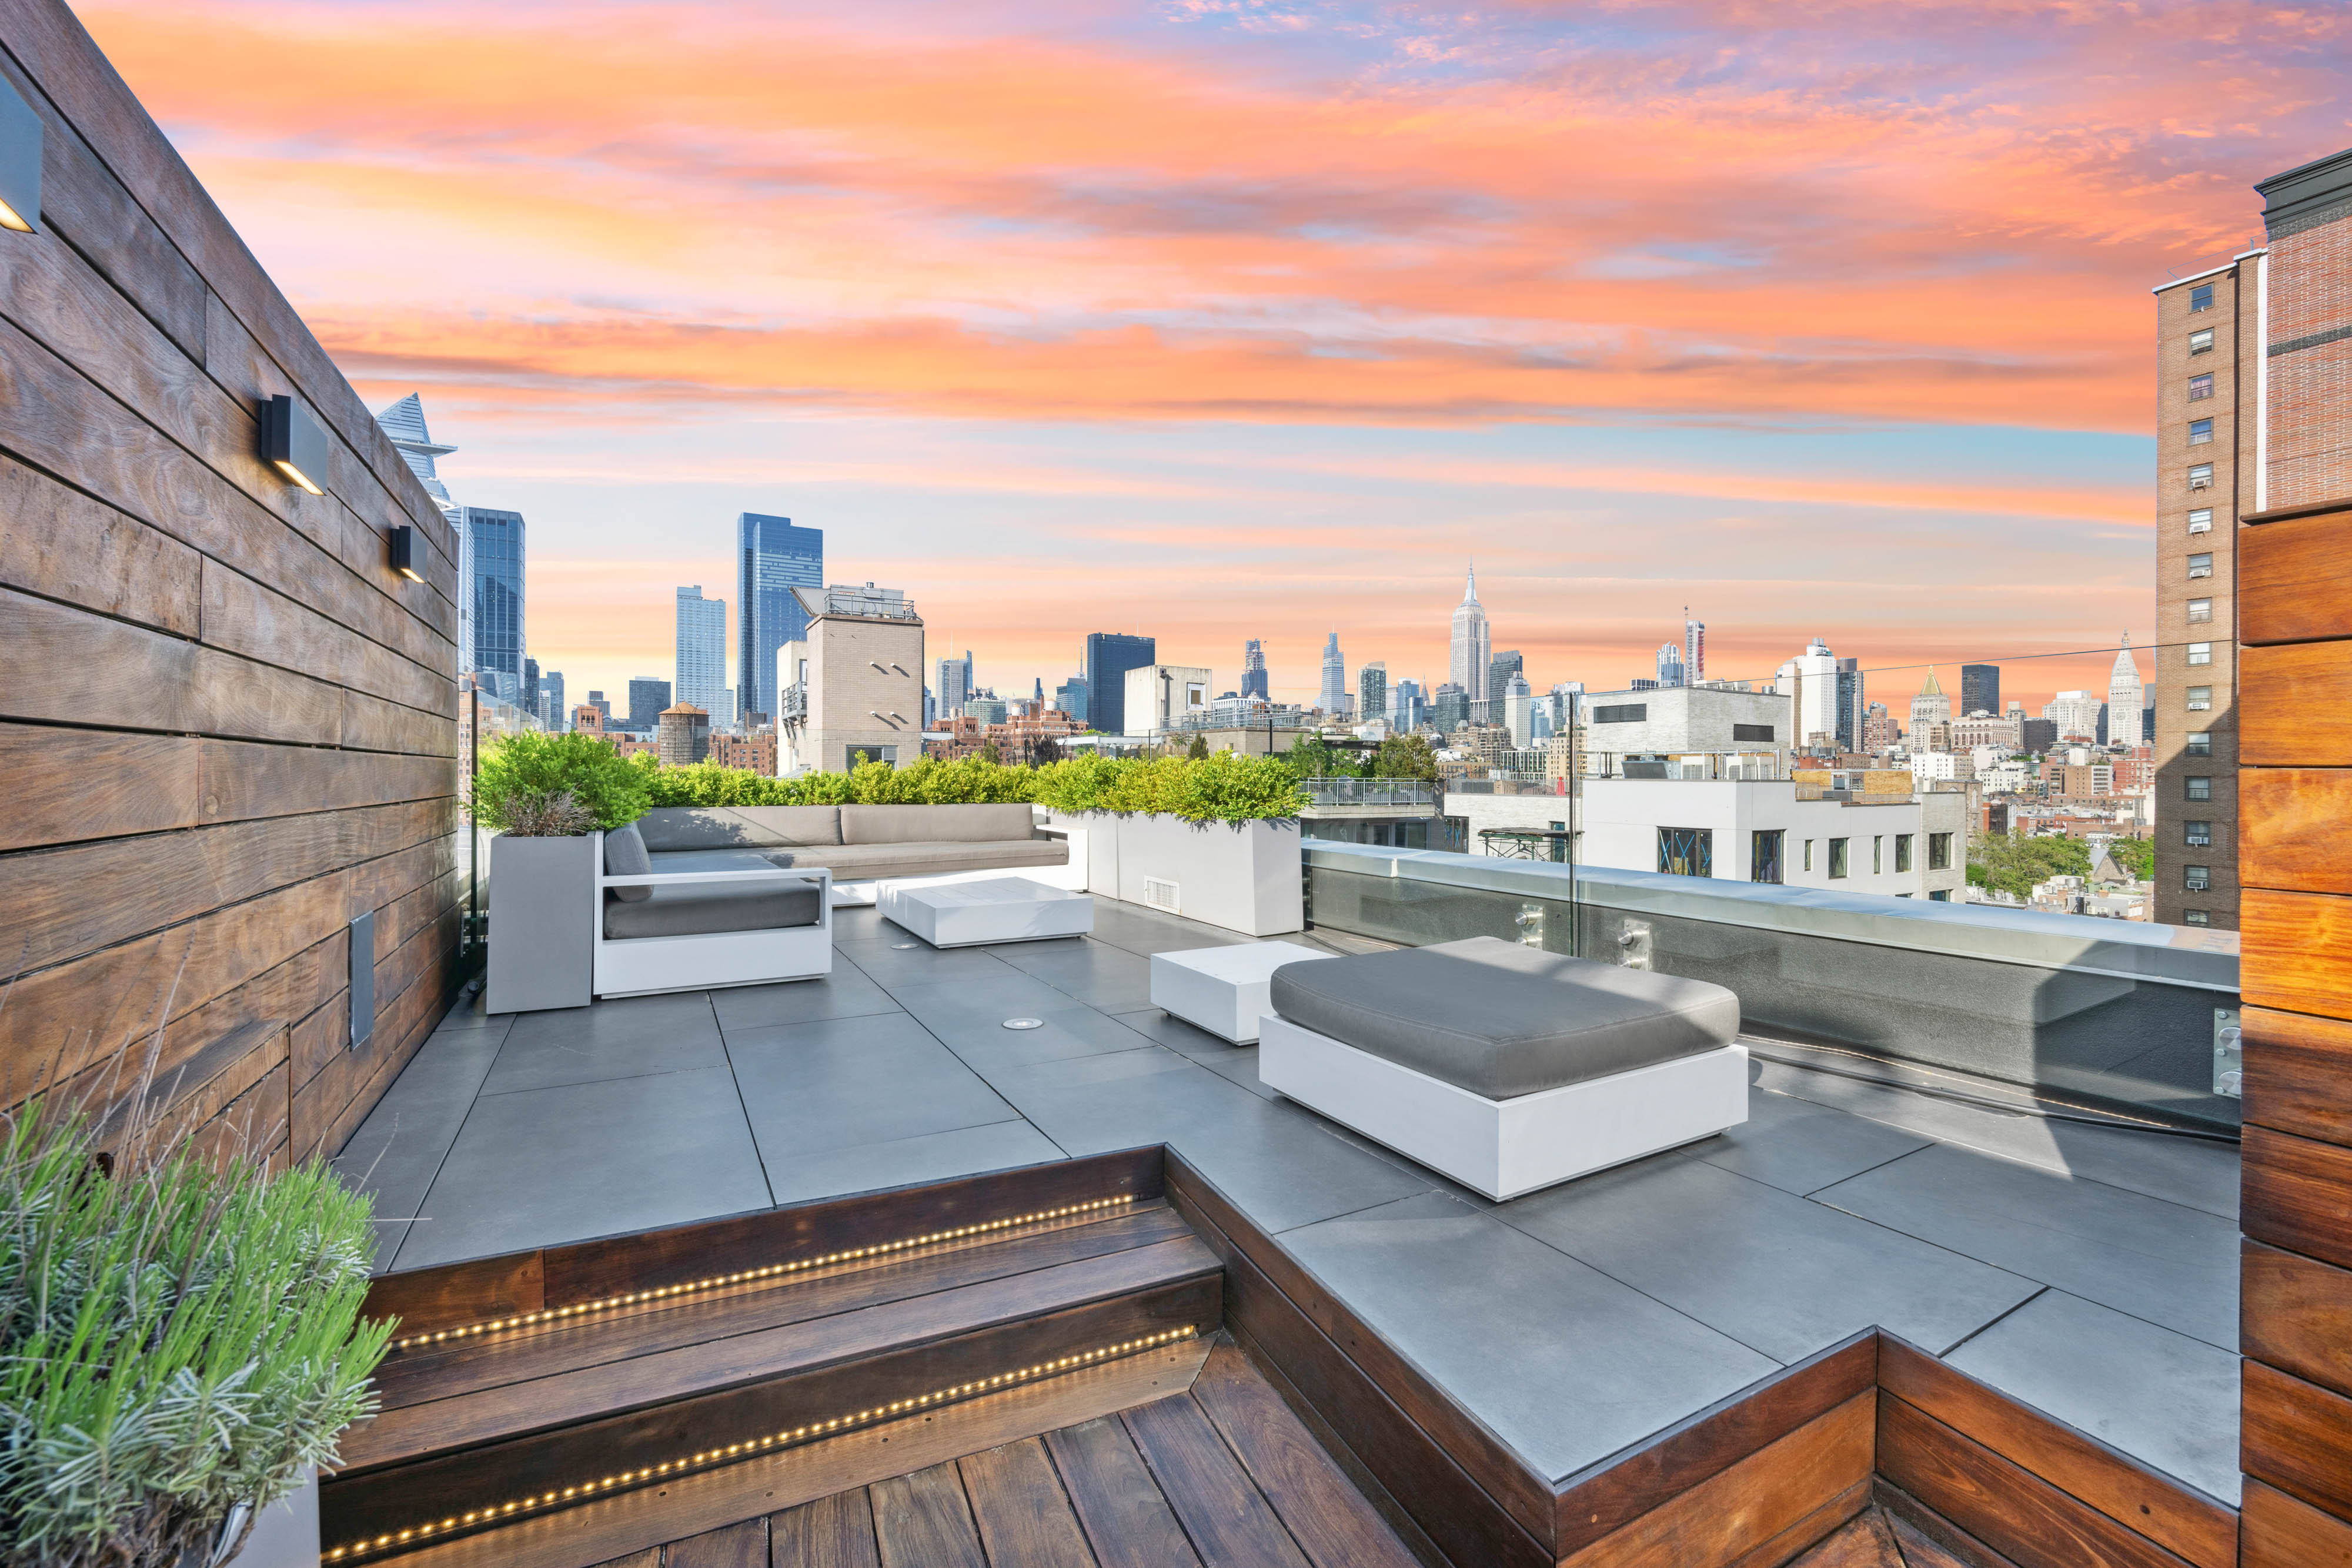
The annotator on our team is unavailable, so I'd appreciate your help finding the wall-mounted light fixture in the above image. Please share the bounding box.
[263,393,328,494]
[388,524,424,582]
[0,76,42,233]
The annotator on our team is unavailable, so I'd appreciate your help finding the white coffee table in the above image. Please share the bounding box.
[1150,941,1331,1044]
[883,877,1094,949]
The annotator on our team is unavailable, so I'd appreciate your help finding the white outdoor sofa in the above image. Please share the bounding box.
[1257,936,1748,1201]
[592,824,833,998]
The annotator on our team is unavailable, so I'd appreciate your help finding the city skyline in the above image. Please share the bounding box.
[79,2,2329,714]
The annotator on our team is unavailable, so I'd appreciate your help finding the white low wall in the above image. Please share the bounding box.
[1046,811,1303,935]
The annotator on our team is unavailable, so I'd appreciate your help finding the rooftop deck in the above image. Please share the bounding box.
[338,896,2241,1512]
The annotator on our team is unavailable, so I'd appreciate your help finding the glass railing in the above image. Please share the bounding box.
[1302,841,2242,1131]
[1300,777,1439,808]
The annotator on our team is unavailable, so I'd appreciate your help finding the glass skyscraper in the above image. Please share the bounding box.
[1083,633,1155,737]
[461,506,525,700]
[736,513,823,726]
[676,586,730,727]
[1241,639,1269,700]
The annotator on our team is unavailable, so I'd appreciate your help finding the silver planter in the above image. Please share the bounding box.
[486,833,596,1014]
[197,1467,318,1568]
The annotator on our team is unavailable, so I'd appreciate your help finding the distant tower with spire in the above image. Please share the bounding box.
[1449,564,1491,694]
[1909,666,1952,737]
[2107,633,2144,744]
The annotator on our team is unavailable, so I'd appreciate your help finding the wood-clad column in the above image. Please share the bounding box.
[2237,493,2352,1566]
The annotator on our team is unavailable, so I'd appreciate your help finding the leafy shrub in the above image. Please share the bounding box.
[0,1093,390,1568]
[625,750,1302,822]
[473,732,651,833]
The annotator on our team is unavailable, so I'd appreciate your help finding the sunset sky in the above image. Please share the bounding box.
[85,0,2350,713]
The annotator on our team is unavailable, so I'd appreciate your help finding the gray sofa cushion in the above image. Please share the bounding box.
[648,848,790,874]
[811,840,1067,878]
[603,877,823,940]
[838,803,1038,845]
[1268,936,1740,1100]
[603,823,654,901]
[636,806,841,852]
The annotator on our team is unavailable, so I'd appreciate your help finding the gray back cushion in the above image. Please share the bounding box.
[1269,936,1740,1099]
[603,823,654,901]
[635,806,840,852]
[838,803,1037,845]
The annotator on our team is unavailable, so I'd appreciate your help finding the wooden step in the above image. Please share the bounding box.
[324,1223,1219,1562]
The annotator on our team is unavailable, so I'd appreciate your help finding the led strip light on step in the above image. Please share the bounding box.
[327,1325,1200,1562]
[389,1195,1138,1352]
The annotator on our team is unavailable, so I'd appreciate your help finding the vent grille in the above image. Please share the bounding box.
[1142,877,1181,912]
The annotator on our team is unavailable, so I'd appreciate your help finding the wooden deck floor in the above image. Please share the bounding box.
[590,1340,1419,1568]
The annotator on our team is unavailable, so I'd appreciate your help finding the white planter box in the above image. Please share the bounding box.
[486,834,596,1014]
[1045,812,1303,937]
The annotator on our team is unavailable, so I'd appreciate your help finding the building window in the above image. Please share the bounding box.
[1752,830,1784,885]
[2184,909,2211,925]
[1732,723,1775,743]
[2188,463,2213,489]
[2187,685,2212,710]
[2189,327,2214,353]
[1873,835,1884,875]
[1929,889,1952,902]
[2187,373,2214,400]
[2187,553,2213,578]
[1895,833,1913,872]
[1928,832,1953,871]
[2186,775,2213,801]
[1803,839,1814,872]
[2184,865,2211,892]
[2187,730,2212,755]
[2189,283,2214,312]
[2186,821,2213,847]
[1593,703,1648,724]
[2187,508,2213,533]
[1828,837,1849,878]
[2187,642,2212,665]
[2188,418,2213,445]
[2186,598,2212,623]
[1658,827,1713,878]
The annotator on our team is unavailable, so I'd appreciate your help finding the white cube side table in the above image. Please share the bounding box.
[884,877,1094,948]
[1150,941,1331,1044]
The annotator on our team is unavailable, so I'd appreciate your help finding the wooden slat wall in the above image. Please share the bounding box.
[0,0,460,1166]
[2238,492,2352,1567]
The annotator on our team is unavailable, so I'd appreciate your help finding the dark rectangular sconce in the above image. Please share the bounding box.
[389,524,424,581]
[349,909,375,1050]
[0,75,41,234]
[264,393,328,495]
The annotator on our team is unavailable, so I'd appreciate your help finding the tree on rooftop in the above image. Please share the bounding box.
[1966,832,2092,901]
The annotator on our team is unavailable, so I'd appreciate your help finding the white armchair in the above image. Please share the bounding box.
[592,828,833,998]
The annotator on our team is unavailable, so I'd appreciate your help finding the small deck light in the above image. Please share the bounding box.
[263,393,328,494]
[0,76,41,233]
[389,524,424,581]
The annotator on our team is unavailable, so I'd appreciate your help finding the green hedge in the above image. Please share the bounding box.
[625,750,1303,823]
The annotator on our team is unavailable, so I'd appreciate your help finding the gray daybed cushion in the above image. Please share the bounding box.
[809,839,1067,878]
[1268,936,1739,1100]
[838,803,1037,845]
[603,877,823,940]
[602,823,653,901]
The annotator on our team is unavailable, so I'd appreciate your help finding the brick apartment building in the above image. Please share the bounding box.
[2151,146,2352,927]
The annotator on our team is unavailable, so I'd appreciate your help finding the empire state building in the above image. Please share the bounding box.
[1449,565,1491,694]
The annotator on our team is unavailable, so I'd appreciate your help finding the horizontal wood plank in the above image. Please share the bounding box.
[2242,1122,2352,1271]
[2242,1358,2352,1523]
[2240,1476,2352,1568]
[0,453,201,635]
[1558,1393,1872,1568]
[2241,503,2352,645]
[1555,1332,1877,1559]
[1164,1151,1556,1550]
[1875,1392,2193,1568]
[1875,1335,2234,1568]
[2244,1239,2352,1401]
[537,1145,1164,1309]
[2244,1005,2352,1146]
[2239,888,2352,1019]
[0,722,198,851]
[2240,768,2352,896]
[2243,642,2352,768]
[200,739,455,828]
